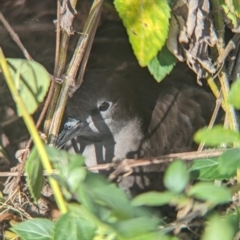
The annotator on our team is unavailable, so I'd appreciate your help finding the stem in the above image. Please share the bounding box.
[44,0,78,135]
[0,49,67,214]
[48,0,103,145]
[210,0,225,52]
[210,0,238,131]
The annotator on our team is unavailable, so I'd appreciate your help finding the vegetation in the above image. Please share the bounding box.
[0,0,240,239]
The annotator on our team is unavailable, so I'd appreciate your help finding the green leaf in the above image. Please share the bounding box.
[45,145,84,168]
[114,0,171,66]
[194,125,240,146]
[188,182,231,204]
[164,160,190,193]
[219,148,240,176]
[6,59,50,116]
[25,147,44,203]
[221,3,238,27]
[233,0,240,17]
[148,45,177,82]
[81,174,136,220]
[75,172,136,219]
[67,167,87,192]
[11,218,54,240]
[75,171,161,232]
[45,145,84,164]
[54,204,96,240]
[0,143,9,166]
[221,0,240,19]
[44,146,86,198]
[125,232,174,240]
[110,217,159,239]
[45,145,85,184]
[229,79,240,109]
[202,213,238,240]
[189,158,233,181]
[132,191,179,206]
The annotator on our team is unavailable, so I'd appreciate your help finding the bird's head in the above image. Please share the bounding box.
[56,69,142,148]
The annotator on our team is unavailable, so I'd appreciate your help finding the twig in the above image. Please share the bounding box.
[54,0,61,77]
[0,12,32,61]
[44,0,78,134]
[0,116,19,127]
[0,23,54,33]
[69,11,100,96]
[23,80,56,151]
[207,77,226,111]
[210,0,225,50]
[108,149,226,180]
[210,0,238,132]
[219,70,238,131]
[0,48,67,214]
[217,34,240,65]
[0,11,59,182]
[197,94,222,151]
[48,0,103,145]
[230,35,240,81]
[0,149,226,178]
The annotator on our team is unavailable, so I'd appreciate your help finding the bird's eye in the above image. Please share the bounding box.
[99,101,110,112]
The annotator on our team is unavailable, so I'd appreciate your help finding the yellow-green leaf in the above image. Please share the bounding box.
[229,78,240,109]
[194,125,240,146]
[25,147,44,203]
[202,214,238,240]
[6,58,50,116]
[54,204,96,240]
[221,0,240,28]
[11,218,54,240]
[233,0,240,17]
[148,45,177,82]
[114,0,171,66]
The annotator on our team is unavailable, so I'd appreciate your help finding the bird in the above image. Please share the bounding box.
[56,22,216,195]
[57,66,214,160]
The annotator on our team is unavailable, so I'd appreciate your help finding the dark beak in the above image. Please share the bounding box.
[56,118,88,148]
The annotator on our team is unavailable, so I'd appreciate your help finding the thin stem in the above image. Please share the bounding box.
[44,0,78,135]
[0,12,32,60]
[48,0,103,145]
[0,48,67,214]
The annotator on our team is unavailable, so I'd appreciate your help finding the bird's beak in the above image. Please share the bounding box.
[56,118,88,148]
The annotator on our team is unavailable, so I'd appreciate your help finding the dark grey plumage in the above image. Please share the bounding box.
[57,65,214,164]
[56,22,215,194]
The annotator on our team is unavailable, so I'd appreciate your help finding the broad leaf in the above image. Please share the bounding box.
[164,160,190,193]
[25,147,44,203]
[110,217,160,239]
[148,45,177,82]
[11,218,54,240]
[219,148,240,176]
[221,0,240,19]
[132,191,180,206]
[45,145,86,197]
[6,59,50,116]
[66,167,86,193]
[188,182,231,204]
[126,232,174,240]
[189,158,233,180]
[114,0,171,66]
[194,125,240,146]
[77,172,136,220]
[75,172,136,219]
[229,78,240,109]
[45,145,85,167]
[54,204,96,240]
[202,213,238,240]
[233,0,240,17]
